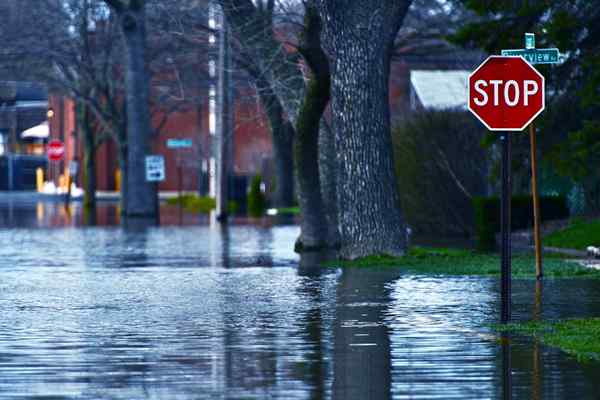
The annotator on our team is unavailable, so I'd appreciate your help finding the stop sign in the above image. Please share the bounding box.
[468,56,545,131]
[47,139,65,161]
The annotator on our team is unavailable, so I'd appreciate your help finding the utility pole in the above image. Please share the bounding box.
[215,5,233,222]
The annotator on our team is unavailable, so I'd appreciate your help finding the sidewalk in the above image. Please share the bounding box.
[0,190,196,202]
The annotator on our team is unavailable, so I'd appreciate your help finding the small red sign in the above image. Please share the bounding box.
[47,139,65,161]
[468,56,545,131]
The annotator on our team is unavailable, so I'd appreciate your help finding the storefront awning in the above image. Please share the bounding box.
[21,121,49,139]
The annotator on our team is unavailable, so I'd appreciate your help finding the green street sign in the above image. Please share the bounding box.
[501,48,560,64]
[167,138,193,149]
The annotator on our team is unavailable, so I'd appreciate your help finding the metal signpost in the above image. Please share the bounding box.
[468,55,546,323]
[501,34,562,280]
[166,138,193,220]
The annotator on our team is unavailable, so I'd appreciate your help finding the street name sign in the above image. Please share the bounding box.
[468,56,545,131]
[145,155,165,182]
[166,138,193,149]
[500,48,560,64]
[47,139,65,162]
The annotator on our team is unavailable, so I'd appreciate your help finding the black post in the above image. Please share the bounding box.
[502,333,512,400]
[500,132,512,323]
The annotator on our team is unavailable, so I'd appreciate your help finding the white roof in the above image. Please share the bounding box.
[21,121,49,139]
[410,70,470,110]
[15,100,48,109]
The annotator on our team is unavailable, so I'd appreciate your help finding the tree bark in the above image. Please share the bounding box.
[272,125,295,208]
[108,0,157,218]
[294,4,331,251]
[79,101,96,212]
[317,1,411,259]
[319,120,340,247]
[294,77,329,251]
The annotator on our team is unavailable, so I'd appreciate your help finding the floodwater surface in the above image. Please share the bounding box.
[1,199,600,399]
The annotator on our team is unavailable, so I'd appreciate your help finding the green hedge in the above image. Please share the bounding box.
[473,195,569,251]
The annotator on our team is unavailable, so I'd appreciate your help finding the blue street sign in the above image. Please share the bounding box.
[167,138,193,149]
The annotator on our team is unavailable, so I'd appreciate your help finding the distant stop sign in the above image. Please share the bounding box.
[47,139,65,161]
[468,56,545,131]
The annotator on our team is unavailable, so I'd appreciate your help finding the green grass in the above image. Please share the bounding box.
[276,207,300,215]
[497,318,600,362]
[326,246,600,278]
[166,195,216,214]
[544,218,600,250]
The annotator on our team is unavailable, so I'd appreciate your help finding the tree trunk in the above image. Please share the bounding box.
[319,120,340,247]
[317,1,411,259]
[79,102,96,212]
[272,124,295,208]
[294,77,329,251]
[118,143,128,215]
[256,79,295,208]
[294,5,332,251]
[118,3,157,218]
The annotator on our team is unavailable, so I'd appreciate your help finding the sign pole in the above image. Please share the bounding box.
[529,122,543,279]
[501,132,512,323]
[178,163,183,224]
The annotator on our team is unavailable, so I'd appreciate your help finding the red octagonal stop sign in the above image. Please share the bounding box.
[47,139,65,162]
[468,56,545,131]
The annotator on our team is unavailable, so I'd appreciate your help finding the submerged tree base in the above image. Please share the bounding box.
[325,247,600,278]
[294,237,339,254]
[496,319,600,362]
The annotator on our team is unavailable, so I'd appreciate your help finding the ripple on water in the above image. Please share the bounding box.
[0,219,600,399]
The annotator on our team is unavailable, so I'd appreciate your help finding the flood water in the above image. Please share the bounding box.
[1,197,600,399]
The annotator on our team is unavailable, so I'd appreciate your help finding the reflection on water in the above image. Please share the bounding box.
[0,199,600,399]
[0,196,295,228]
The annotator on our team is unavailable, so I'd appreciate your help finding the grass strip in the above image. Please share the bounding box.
[326,247,600,278]
[496,318,600,362]
[544,218,600,250]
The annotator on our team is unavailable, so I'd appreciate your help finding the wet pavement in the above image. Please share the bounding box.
[1,199,600,399]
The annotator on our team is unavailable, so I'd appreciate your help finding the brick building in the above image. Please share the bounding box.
[47,86,272,194]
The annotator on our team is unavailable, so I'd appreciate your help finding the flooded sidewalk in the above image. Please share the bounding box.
[0,200,599,399]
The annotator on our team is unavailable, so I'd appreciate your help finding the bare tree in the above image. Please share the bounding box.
[220,0,340,250]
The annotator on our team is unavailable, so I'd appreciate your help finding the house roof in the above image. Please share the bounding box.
[410,70,470,110]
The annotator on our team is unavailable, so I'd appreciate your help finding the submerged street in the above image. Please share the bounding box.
[0,200,599,399]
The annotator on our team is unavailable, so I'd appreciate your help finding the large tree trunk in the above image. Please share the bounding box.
[117,2,157,218]
[78,102,96,212]
[319,120,340,247]
[317,1,411,259]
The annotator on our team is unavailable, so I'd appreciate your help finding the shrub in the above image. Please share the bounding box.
[247,175,266,217]
[393,110,488,235]
[473,195,569,251]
